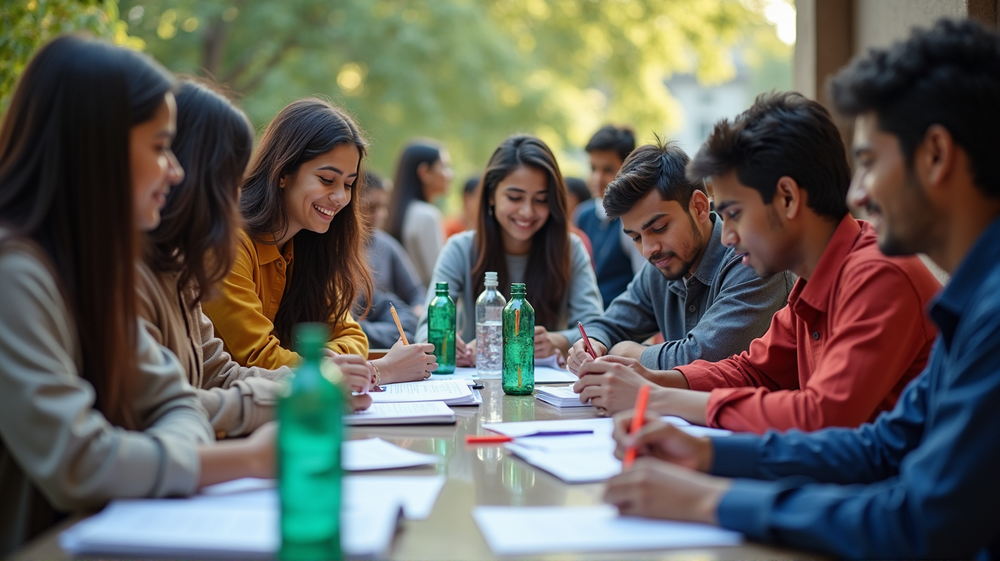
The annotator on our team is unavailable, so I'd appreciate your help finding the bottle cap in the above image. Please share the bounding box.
[485,271,498,286]
[294,323,329,357]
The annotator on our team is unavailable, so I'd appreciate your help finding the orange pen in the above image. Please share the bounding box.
[389,302,409,345]
[622,385,651,469]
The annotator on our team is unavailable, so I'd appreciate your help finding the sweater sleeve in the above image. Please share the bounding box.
[202,235,300,369]
[403,203,444,287]
[0,248,209,512]
[583,265,661,348]
[327,309,369,357]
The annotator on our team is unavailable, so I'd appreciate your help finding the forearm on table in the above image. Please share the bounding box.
[650,387,710,425]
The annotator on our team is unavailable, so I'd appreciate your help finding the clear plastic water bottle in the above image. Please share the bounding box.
[475,271,505,378]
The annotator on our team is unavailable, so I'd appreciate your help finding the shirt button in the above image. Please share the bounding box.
[812,331,820,340]
[277,261,284,269]
[688,305,697,313]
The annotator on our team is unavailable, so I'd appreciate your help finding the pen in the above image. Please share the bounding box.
[389,302,409,345]
[622,385,651,469]
[577,321,597,359]
[465,430,595,444]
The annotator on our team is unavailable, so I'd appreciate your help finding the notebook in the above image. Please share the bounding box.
[345,401,456,425]
[370,379,479,406]
[536,386,591,408]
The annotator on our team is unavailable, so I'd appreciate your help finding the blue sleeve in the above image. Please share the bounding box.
[712,319,1000,558]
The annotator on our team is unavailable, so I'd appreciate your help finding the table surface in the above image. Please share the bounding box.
[12,380,822,561]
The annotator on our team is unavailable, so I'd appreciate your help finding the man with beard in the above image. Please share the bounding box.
[567,141,795,382]
[601,19,1000,558]
[574,93,941,434]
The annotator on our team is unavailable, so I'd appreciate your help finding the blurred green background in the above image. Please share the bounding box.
[1,0,792,211]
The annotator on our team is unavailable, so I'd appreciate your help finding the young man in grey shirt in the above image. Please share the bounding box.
[567,141,794,375]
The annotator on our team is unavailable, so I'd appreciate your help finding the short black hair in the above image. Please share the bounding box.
[686,91,850,220]
[463,174,480,195]
[829,18,1000,199]
[603,140,703,219]
[564,177,591,203]
[585,125,636,162]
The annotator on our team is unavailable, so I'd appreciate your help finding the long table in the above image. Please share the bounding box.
[12,380,822,560]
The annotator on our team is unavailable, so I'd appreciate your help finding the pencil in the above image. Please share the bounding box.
[622,385,651,469]
[389,302,409,345]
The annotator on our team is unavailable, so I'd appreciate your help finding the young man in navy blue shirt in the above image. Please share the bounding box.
[603,19,1000,559]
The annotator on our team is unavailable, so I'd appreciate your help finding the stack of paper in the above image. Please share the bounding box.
[430,368,479,384]
[436,356,578,384]
[473,506,743,555]
[346,402,456,425]
[343,438,441,471]
[536,386,590,408]
[372,379,481,406]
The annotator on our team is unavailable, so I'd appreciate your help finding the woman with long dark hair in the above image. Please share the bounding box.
[384,139,454,286]
[202,98,436,383]
[415,135,602,365]
[138,80,371,441]
[0,36,273,554]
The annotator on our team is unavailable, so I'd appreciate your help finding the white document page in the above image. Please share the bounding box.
[200,475,446,520]
[536,386,592,407]
[430,367,478,383]
[345,401,456,425]
[474,505,742,555]
[59,490,401,559]
[343,437,441,471]
[370,379,473,404]
[533,366,578,383]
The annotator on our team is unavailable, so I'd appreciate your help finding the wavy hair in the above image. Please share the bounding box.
[240,98,373,344]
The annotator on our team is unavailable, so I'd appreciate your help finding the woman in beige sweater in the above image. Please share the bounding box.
[138,80,373,440]
[0,37,273,555]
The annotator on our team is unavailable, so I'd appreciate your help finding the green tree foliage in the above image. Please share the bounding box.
[0,0,142,112]
[119,0,778,178]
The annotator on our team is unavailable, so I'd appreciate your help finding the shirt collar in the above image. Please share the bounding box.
[930,216,1000,343]
[254,236,293,266]
[795,214,861,313]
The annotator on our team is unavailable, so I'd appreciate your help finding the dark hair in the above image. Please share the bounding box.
[603,140,703,219]
[240,98,373,345]
[585,125,636,162]
[147,79,254,305]
[0,35,174,429]
[564,177,592,204]
[385,139,444,242]
[686,92,851,220]
[829,18,1000,199]
[472,135,570,328]
[463,175,480,195]
[363,169,385,191]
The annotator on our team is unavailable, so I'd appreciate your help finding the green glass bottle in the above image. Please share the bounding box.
[278,323,344,561]
[428,281,456,374]
[502,283,534,395]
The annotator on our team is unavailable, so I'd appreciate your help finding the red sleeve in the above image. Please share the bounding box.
[705,262,933,434]
[677,305,799,392]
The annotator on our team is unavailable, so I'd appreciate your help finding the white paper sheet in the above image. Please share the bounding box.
[345,401,456,425]
[343,437,441,471]
[59,490,402,559]
[533,366,578,383]
[430,368,479,383]
[474,505,743,555]
[370,379,476,405]
[200,475,446,520]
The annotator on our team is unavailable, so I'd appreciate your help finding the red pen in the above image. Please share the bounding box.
[622,385,651,469]
[577,321,598,359]
[465,430,595,445]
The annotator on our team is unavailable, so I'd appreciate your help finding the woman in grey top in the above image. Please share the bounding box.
[0,37,273,555]
[416,135,603,364]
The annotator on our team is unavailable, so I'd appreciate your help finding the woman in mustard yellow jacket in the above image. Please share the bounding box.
[203,98,436,384]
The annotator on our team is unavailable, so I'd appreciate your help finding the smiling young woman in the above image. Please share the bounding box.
[202,98,437,384]
[415,134,603,364]
[0,36,275,555]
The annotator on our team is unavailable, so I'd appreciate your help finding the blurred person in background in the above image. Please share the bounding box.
[385,139,454,286]
[444,175,481,238]
[573,125,646,308]
[357,171,424,347]
[565,176,594,259]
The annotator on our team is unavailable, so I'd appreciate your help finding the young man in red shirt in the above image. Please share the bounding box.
[575,92,941,434]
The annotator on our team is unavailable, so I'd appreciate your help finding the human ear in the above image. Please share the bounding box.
[918,124,956,195]
[417,161,431,183]
[688,190,711,222]
[774,176,801,220]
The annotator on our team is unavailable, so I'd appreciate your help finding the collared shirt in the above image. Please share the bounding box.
[678,215,940,433]
[708,217,1000,559]
[584,213,795,369]
[202,230,368,370]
